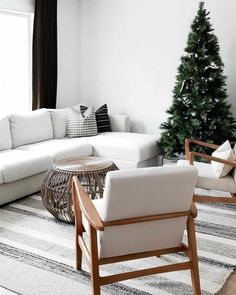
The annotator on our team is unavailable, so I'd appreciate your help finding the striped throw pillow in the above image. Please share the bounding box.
[67,106,98,138]
[80,104,111,133]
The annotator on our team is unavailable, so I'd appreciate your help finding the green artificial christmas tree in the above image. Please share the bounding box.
[160,1,236,158]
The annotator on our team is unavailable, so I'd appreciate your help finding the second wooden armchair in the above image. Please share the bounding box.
[177,138,236,204]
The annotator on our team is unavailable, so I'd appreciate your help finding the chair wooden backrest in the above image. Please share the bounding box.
[184,138,236,203]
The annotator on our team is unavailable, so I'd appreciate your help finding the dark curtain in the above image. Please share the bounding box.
[32,0,57,110]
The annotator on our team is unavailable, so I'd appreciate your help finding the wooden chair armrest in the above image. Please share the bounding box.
[189,151,236,167]
[185,139,219,160]
[190,202,197,218]
[72,177,104,231]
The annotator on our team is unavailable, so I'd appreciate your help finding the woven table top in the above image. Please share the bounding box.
[55,156,116,172]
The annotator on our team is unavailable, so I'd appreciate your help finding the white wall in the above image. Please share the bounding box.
[65,0,236,136]
[57,0,81,108]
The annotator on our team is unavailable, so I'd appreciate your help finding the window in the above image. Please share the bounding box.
[0,10,33,116]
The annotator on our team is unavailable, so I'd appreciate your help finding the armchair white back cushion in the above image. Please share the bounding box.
[10,109,53,148]
[96,166,197,258]
[0,116,12,151]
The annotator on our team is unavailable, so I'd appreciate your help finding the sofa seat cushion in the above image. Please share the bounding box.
[0,150,52,183]
[86,132,159,162]
[177,160,236,193]
[16,139,93,162]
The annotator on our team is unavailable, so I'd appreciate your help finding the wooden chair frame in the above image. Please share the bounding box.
[185,138,236,203]
[72,176,201,295]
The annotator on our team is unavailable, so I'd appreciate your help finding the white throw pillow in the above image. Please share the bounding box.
[67,106,98,138]
[10,109,53,148]
[0,116,12,151]
[211,140,234,178]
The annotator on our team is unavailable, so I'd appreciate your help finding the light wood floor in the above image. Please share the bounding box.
[218,271,236,295]
[0,271,235,294]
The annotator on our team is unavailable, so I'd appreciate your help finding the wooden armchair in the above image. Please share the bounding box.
[178,138,236,203]
[72,166,201,295]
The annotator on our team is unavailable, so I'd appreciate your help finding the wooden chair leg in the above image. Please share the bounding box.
[75,232,82,270]
[187,216,201,295]
[89,226,101,295]
[73,184,83,270]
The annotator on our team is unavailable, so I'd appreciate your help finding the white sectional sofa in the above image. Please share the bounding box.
[0,106,161,205]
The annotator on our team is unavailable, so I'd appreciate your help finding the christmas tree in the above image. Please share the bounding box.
[160,1,236,158]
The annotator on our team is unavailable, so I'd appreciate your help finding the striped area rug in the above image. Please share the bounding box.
[0,194,235,295]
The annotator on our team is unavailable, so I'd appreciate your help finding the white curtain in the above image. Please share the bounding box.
[0,0,34,13]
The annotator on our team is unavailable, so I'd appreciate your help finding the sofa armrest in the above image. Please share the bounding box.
[109,114,130,132]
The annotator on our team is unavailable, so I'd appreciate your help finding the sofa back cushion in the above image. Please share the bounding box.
[10,109,53,148]
[0,116,12,151]
[109,114,130,132]
[49,108,68,139]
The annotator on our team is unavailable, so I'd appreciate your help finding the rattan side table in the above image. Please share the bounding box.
[41,156,118,224]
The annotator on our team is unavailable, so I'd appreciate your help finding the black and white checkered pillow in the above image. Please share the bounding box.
[80,104,111,133]
[67,106,98,138]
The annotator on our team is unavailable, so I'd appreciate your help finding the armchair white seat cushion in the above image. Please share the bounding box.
[82,166,197,258]
[0,150,52,183]
[177,160,236,193]
[16,139,93,162]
